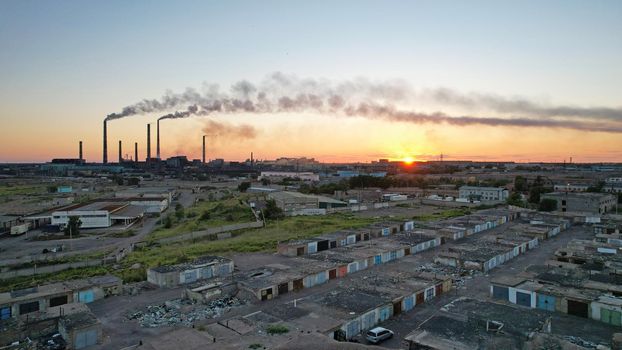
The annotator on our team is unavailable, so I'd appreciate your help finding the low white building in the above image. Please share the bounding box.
[606,177,622,184]
[553,184,589,192]
[37,200,145,229]
[259,171,319,182]
[458,186,508,202]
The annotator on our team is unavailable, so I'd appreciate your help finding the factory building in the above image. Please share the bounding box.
[259,171,320,182]
[541,192,618,214]
[25,198,166,229]
[268,191,347,215]
[458,186,509,202]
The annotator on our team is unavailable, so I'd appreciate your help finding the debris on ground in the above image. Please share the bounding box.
[413,262,483,289]
[126,297,244,328]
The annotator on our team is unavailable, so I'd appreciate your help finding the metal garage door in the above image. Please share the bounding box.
[50,295,68,307]
[516,291,531,307]
[75,329,98,349]
[567,300,589,318]
[78,290,94,303]
[537,294,555,311]
[492,286,509,301]
[0,306,11,320]
[601,308,622,326]
[19,301,39,315]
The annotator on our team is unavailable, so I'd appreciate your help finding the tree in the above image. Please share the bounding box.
[514,176,528,192]
[64,216,82,236]
[127,177,140,186]
[263,199,284,220]
[506,192,524,207]
[175,203,185,220]
[261,178,271,186]
[162,215,173,228]
[539,198,558,212]
[238,181,251,192]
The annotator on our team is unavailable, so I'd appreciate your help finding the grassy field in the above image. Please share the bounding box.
[0,184,48,201]
[126,213,375,269]
[0,212,376,290]
[412,208,472,222]
[149,198,256,240]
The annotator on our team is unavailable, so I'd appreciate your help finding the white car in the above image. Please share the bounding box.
[365,327,394,344]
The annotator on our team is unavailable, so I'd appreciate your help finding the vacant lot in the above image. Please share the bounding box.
[149,198,256,240]
[0,212,376,290]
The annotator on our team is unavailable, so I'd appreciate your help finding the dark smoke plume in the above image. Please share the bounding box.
[106,72,622,133]
[201,120,257,140]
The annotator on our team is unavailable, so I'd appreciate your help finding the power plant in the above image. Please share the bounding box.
[118,140,122,163]
[202,135,206,163]
[146,123,151,161]
[103,120,108,164]
[156,119,161,160]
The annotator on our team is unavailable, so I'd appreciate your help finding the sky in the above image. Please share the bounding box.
[0,0,621,163]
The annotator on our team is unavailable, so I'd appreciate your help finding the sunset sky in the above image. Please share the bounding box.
[1,0,621,163]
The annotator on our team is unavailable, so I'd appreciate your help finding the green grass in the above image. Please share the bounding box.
[412,208,472,222]
[0,212,376,291]
[149,198,256,240]
[266,324,289,335]
[126,213,375,270]
[0,184,48,201]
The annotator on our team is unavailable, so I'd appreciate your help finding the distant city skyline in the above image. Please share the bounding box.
[1,0,621,163]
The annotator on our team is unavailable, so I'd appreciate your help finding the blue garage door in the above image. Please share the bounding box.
[537,294,555,311]
[516,291,531,307]
[78,290,94,303]
[374,255,382,265]
[492,286,509,301]
[0,306,11,320]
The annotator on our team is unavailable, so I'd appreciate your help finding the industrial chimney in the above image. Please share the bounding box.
[118,140,122,163]
[79,141,83,161]
[134,142,138,162]
[202,135,206,163]
[146,124,151,161]
[156,119,161,160]
[103,120,108,164]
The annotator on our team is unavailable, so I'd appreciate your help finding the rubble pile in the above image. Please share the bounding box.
[414,262,483,288]
[127,297,243,328]
[562,336,600,349]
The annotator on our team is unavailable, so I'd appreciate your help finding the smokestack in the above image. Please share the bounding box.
[79,141,83,161]
[147,124,151,161]
[103,120,108,164]
[118,140,122,163]
[202,135,206,163]
[134,142,138,162]
[157,119,161,160]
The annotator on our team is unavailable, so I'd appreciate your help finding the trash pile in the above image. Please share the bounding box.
[414,262,483,288]
[562,336,600,349]
[127,297,243,328]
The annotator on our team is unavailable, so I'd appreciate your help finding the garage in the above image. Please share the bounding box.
[516,291,532,307]
[19,301,39,315]
[568,299,589,318]
[317,240,329,252]
[0,306,11,320]
[50,295,69,307]
[277,283,288,295]
[293,279,303,291]
[492,285,509,301]
[537,294,556,312]
[74,329,98,349]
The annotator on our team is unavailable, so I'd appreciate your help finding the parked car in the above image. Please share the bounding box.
[366,327,394,344]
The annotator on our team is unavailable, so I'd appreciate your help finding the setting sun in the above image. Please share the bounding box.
[402,156,415,164]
